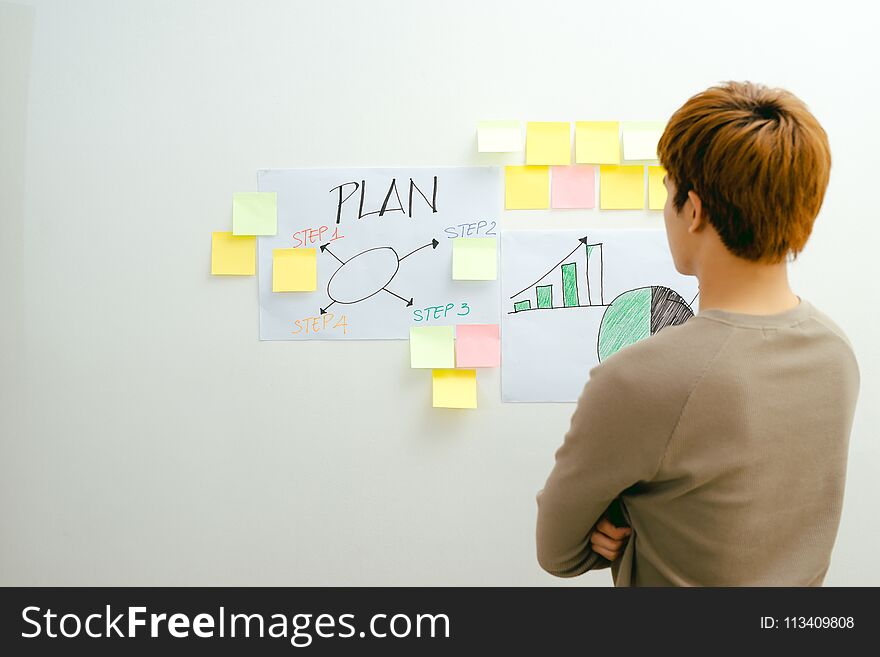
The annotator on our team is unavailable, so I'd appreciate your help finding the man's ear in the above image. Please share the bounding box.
[686,190,706,233]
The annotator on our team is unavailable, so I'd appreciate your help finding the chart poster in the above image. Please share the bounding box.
[501,229,699,402]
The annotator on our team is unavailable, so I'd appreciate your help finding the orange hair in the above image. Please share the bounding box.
[657,81,831,263]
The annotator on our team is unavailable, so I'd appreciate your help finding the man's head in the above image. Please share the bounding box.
[657,81,831,276]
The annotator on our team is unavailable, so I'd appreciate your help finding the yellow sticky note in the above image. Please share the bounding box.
[432,369,477,409]
[453,238,497,280]
[411,326,455,368]
[233,192,277,236]
[211,231,255,275]
[525,122,571,165]
[599,165,645,210]
[648,166,667,210]
[273,248,316,292]
[575,121,621,164]
[505,165,549,209]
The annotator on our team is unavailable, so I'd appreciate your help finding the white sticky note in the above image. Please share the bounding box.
[477,120,522,152]
[622,122,665,161]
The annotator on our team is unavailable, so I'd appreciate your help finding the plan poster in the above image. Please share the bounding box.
[257,167,501,340]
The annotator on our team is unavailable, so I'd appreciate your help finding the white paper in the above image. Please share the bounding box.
[622,126,663,160]
[257,167,502,340]
[501,229,698,402]
[477,120,522,153]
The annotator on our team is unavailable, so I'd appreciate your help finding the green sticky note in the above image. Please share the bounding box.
[453,237,497,280]
[410,326,455,368]
[233,191,277,235]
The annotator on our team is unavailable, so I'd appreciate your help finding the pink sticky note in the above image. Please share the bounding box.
[551,165,596,209]
[456,324,500,368]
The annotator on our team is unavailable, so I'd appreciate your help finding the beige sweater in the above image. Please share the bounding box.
[535,297,860,586]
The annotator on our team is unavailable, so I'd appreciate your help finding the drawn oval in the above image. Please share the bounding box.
[327,247,400,304]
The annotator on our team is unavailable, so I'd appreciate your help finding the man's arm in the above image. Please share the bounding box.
[535,356,679,578]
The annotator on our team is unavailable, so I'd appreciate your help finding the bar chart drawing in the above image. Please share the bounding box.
[508,236,608,313]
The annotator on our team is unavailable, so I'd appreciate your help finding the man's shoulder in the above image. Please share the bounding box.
[593,298,860,389]
[597,314,732,374]
[803,299,857,354]
[801,300,860,388]
[587,315,732,400]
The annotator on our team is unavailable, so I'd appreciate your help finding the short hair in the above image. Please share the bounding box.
[657,81,831,263]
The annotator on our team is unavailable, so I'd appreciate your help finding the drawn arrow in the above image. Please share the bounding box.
[319,243,345,265]
[511,236,592,299]
[382,288,413,306]
[319,301,336,315]
[398,238,439,262]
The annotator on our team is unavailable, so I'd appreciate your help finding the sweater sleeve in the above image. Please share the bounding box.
[535,353,683,578]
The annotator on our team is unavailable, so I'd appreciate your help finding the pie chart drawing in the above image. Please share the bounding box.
[597,285,694,361]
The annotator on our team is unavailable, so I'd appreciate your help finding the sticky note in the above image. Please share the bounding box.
[575,121,620,164]
[410,326,455,368]
[453,238,497,280]
[599,165,645,210]
[621,121,665,161]
[272,248,316,291]
[211,231,255,275]
[648,166,667,210]
[455,324,500,368]
[477,120,522,152]
[551,165,595,209]
[432,369,477,408]
[233,191,277,236]
[505,165,549,209]
[525,122,571,165]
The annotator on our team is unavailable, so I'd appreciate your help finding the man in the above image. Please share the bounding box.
[535,81,860,586]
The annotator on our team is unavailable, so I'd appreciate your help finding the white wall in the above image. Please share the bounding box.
[1,0,877,585]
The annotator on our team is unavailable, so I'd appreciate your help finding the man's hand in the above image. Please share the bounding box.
[590,514,632,562]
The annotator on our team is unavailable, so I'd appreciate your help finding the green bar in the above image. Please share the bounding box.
[561,263,578,307]
[536,285,553,309]
[514,300,531,312]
